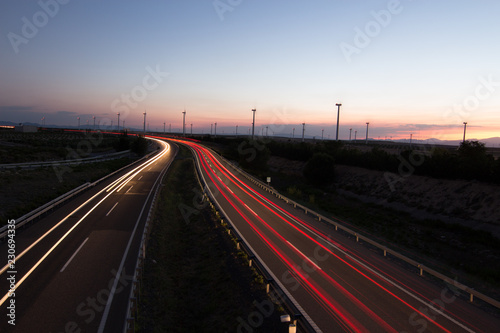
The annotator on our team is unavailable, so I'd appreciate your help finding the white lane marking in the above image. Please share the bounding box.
[138,175,143,180]
[98,140,174,333]
[60,237,89,272]
[106,202,119,216]
[0,186,117,307]
[287,241,322,271]
[227,187,234,194]
[126,185,133,194]
[0,139,170,308]
[244,204,257,216]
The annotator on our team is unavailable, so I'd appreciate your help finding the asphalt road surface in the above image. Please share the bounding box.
[179,139,500,333]
[0,137,177,332]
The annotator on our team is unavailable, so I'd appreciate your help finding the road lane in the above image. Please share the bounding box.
[0,137,177,332]
[182,140,500,333]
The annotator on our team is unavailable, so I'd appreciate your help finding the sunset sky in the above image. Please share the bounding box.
[1,1,500,141]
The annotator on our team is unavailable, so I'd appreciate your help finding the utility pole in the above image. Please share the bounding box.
[182,110,186,137]
[302,123,305,142]
[143,111,146,134]
[191,123,193,135]
[335,103,342,141]
[463,122,467,143]
[365,122,370,144]
[251,108,256,140]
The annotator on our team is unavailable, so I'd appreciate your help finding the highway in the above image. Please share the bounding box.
[0,137,177,332]
[179,139,500,333]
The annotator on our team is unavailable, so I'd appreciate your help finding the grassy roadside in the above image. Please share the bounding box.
[137,146,283,332]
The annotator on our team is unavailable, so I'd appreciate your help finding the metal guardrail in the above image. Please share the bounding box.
[0,150,131,169]
[0,183,91,239]
[187,145,321,333]
[210,149,500,311]
[0,148,159,240]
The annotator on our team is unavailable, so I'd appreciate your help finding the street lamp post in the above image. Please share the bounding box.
[214,122,217,137]
[349,128,352,142]
[251,108,256,140]
[117,112,120,131]
[163,122,166,134]
[463,122,468,143]
[365,122,370,144]
[143,111,146,133]
[77,117,80,130]
[191,123,193,135]
[236,125,238,136]
[93,116,96,130]
[302,123,305,142]
[335,103,342,141]
[182,110,186,137]
[292,127,295,139]
[322,129,324,141]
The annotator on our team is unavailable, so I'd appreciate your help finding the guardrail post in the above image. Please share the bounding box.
[383,248,387,257]
[266,279,273,294]
[355,234,359,242]
[418,265,423,276]
[126,317,134,333]
[249,255,255,267]
[318,215,321,222]
[470,290,474,302]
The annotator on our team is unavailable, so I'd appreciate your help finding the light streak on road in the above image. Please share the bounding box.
[173,139,484,333]
[0,138,169,308]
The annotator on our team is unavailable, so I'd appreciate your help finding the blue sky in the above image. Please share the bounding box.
[1,0,500,140]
